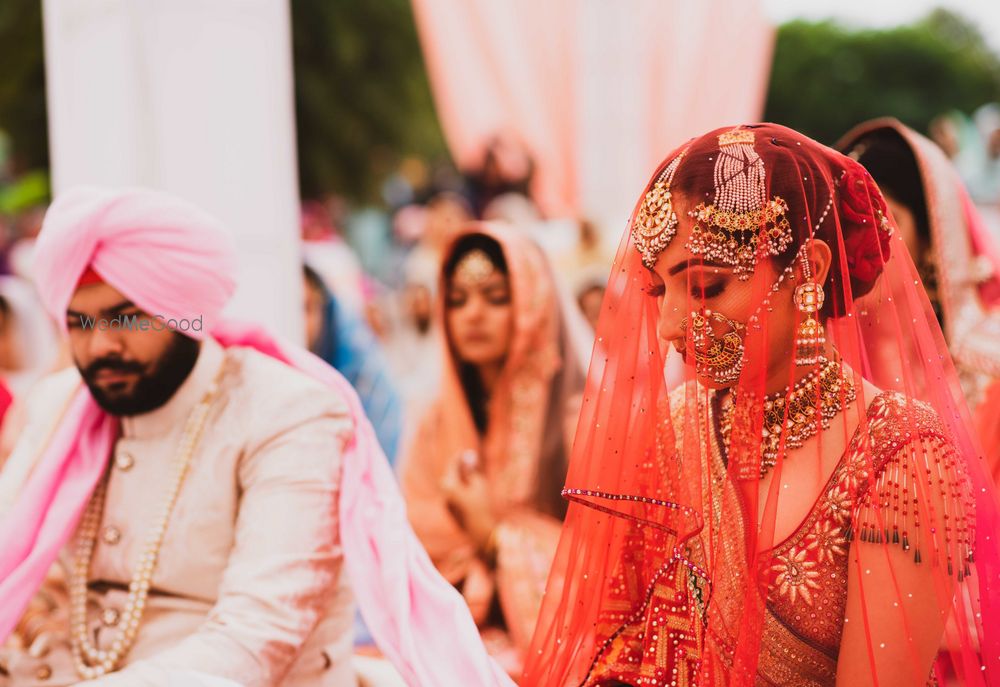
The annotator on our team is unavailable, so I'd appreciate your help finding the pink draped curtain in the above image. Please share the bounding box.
[411,0,774,231]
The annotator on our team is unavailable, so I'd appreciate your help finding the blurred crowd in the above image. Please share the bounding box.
[929,104,1000,209]
[297,133,611,467]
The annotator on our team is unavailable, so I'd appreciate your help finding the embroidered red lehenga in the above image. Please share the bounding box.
[522,124,1000,686]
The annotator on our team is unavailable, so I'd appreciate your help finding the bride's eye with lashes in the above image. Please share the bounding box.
[643,283,665,297]
[691,282,725,299]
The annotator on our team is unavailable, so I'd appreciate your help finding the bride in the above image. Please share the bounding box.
[522,123,998,686]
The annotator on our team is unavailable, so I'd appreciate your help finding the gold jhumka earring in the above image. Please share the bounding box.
[793,251,826,367]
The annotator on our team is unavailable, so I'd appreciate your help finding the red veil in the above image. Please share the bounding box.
[523,124,1000,686]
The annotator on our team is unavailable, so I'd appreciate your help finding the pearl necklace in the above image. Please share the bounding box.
[69,369,224,680]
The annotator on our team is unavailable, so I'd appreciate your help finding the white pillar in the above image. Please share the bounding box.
[42,0,303,342]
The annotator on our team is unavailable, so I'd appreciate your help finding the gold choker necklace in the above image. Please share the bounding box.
[721,357,856,478]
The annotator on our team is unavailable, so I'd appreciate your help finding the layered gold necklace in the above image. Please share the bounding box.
[720,357,856,478]
[69,368,224,679]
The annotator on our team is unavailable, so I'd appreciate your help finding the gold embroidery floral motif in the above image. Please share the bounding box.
[819,484,852,525]
[805,520,848,565]
[770,547,821,605]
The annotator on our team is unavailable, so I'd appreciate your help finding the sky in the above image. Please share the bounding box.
[762,0,1000,53]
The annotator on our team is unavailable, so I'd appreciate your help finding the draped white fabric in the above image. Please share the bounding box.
[42,0,304,340]
[411,0,774,236]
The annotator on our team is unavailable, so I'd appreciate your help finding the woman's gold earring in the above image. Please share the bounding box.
[793,259,826,367]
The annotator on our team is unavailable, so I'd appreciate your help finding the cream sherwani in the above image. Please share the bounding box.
[1,337,356,686]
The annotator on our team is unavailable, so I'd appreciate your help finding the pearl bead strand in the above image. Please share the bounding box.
[69,373,223,679]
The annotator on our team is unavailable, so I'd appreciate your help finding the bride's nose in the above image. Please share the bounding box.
[657,298,686,343]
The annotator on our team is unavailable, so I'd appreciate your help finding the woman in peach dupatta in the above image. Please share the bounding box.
[399,222,585,675]
[837,118,1000,470]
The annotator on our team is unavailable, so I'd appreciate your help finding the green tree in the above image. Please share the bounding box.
[0,0,47,176]
[290,0,446,202]
[0,1,446,204]
[764,9,1000,144]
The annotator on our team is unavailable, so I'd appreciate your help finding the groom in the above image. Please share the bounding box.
[0,187,512,687]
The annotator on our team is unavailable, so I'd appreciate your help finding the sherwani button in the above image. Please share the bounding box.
[115,452,135,471]
[101,526,122,545]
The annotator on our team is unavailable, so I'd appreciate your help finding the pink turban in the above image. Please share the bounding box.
[0,187,513,686]
[32,186,238,337]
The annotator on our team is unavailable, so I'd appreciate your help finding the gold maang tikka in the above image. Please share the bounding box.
[454,249,496,284]
[686,128,793,280]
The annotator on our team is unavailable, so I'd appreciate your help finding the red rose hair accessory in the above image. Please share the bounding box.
[836,161,894,286]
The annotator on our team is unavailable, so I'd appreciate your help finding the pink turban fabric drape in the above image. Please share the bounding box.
[32,186,239,340]
[0,187,513,687]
